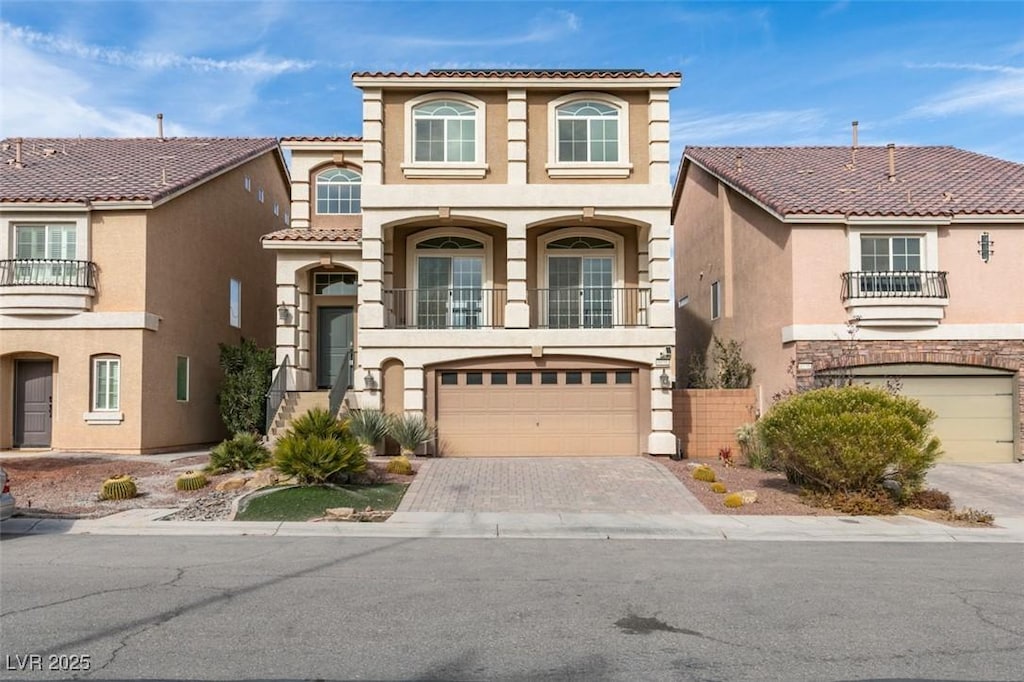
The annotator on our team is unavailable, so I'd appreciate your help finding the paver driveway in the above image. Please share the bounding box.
[926,463,1024,518]
[398,457,707,514]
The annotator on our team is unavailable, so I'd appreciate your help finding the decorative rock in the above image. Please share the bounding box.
[738,489,758,504]
[215,477,247,492]
[320,508,392,522]
[325,506,355,520]
[684,462,704,470]
[245,469,282,490]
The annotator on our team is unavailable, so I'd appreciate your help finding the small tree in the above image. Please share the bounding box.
[218,338,275,435]
[687,335,755,389]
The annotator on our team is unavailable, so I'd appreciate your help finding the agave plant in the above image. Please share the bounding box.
[345,409,390,457]
[388,412,435,457]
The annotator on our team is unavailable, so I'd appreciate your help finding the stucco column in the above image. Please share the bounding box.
[504,220,529,328]
[507,89,527,185]
[648,90,671,186]
[359,216,385,330]
[403,366,425,413]
[647,227,673,329]
[648,366,676,455]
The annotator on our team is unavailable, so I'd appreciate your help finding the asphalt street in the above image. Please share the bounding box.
[1,534,1022,681]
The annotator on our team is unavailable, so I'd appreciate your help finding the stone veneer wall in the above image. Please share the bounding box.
[793,339,1024,457]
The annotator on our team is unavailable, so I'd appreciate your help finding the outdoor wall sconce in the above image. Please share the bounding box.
[363,370,378,391]
[978,232,995,263]
[277,302,291,324]
[659,367,672,389]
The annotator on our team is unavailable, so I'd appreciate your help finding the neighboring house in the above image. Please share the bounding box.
[672,143,1024,463]
[263,68,681,456]
[1,136,288,453]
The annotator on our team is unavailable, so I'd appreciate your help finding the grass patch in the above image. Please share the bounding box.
[235,484,407,522]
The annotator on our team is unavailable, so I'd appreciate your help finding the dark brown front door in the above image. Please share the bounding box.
[14,360,52,447]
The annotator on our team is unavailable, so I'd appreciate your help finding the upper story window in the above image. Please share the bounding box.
[413,100,476,163]
[316,168,361,214]
[860,236,921,272]
[546,93,632,178]
[711,281,722,321]
[92,354,120,411]
[15,223,76,260]
[556,101,619,163]
[229,278,241,328]
[402,93,488,178]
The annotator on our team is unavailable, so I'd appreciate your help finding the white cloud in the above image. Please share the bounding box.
[672,109,828,145]
[904,63,1024,117]
[371,9,580,49]
[1,21,316,75]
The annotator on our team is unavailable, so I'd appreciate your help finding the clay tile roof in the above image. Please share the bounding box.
[281,136,362,142]
[0,137,279,204]
[352,68,680,79]
[261,227,362,243]
[683,146,1024,218]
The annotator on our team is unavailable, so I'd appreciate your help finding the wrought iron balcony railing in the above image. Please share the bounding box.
[528,287,650,328]
[0,259,98,288]
[841,271,949,300]
[384,288,507,329]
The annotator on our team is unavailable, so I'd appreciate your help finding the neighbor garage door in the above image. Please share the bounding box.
[853,366,1016,463]
[436,368,640,456]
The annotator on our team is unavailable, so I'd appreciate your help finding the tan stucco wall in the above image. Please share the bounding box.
[140,152,285,449]
[673,164,796,408]
[939,224,1024,323]
[1,330,144,451]
[790,226,848,324]
[90,211,148,311]
[526,90,650,185]
[381,89,509,185]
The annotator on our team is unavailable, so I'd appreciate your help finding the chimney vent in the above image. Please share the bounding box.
[735,153,743,171]
[851,121,859,149]
[14,137,23,169]
[887,143,896,182]
[157,113,164,140]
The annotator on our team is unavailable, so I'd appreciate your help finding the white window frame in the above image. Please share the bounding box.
[92,355,120,411]
[314,168,362,215]
[538,228,625,292]
[711,281,722,321]
[258,188,265,203]
[229,278,242,328]
[244,175,252,191]
[408,228,492,329]
[176,356,190,402]
[402,92,488,178]
[546,92,632,178]
[847,225,938,273]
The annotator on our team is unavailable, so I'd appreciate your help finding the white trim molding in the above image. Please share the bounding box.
[0,312,161,330]
[782,323,1024,343]
[83,411,124,425]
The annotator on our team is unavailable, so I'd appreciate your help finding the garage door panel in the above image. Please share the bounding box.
[438,368,640,456]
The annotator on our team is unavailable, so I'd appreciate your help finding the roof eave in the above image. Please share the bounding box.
[282,139,364,152]
[352,74,681,90]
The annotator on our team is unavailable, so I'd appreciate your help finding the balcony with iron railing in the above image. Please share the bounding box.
[528,287,650,328]
[840,271,949,327]
[0,259,98,314]
[383,288,507,329]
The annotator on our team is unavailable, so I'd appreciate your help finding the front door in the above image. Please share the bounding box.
[14,360,53,447]
[317,307,354,389]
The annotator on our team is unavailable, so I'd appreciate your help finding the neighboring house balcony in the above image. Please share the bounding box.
[0,258,98,314]
[840,270,949,327]
[381,286,650,329]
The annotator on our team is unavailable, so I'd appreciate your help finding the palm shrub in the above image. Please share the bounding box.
[208,432,270,472]
[388,412,435,456]
[273,433,366,485]
[346,409,390,457]
[272,407,366,484]
[758,385,941,496]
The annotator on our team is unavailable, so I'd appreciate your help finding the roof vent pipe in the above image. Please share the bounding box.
[14,137,23,169]
[157,113,164,140]
[887,143,896,182]
[735,153,743,171]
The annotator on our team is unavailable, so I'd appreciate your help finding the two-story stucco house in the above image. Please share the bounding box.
[672,143,1024,463]
[1,136,288,453]
[263,68,681,456]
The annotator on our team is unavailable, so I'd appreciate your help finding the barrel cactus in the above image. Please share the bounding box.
[710,482,728,494]
[100,475,137,501]
[692,465,716,483]
[723,492,744,508]
[385,455,413,475]
[175,470,208,491]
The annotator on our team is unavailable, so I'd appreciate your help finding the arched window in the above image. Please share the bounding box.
[315,168,361,214]
[413,100,477,163]
[556,101,619,163]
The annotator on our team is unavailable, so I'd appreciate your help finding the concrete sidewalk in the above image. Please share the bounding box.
[4,508,1023,542]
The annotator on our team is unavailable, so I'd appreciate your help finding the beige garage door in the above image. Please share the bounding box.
[855,366,1016,463]
[436,368,640,456]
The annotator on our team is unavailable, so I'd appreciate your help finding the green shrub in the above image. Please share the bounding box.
[946,507,994,525]
[758,385,941,495]
[289,407,345,440]
[908,488,953,511]
[801,489,898,515]
[692,465,716,483]
[273,434,366,485]
[388,413,435,456]
[209,432,270,472]
[688,335,755,389]
[735,422,775,470]
[346,409,390,455]
[218,338,275,435]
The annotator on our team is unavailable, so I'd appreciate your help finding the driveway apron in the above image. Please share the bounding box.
[398,457,708,514]
[926,463,1024,519]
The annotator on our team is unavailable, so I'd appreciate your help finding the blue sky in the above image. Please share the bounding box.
[2,1,1022,164]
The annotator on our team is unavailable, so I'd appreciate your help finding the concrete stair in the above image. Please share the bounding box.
[267,390,330,442]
